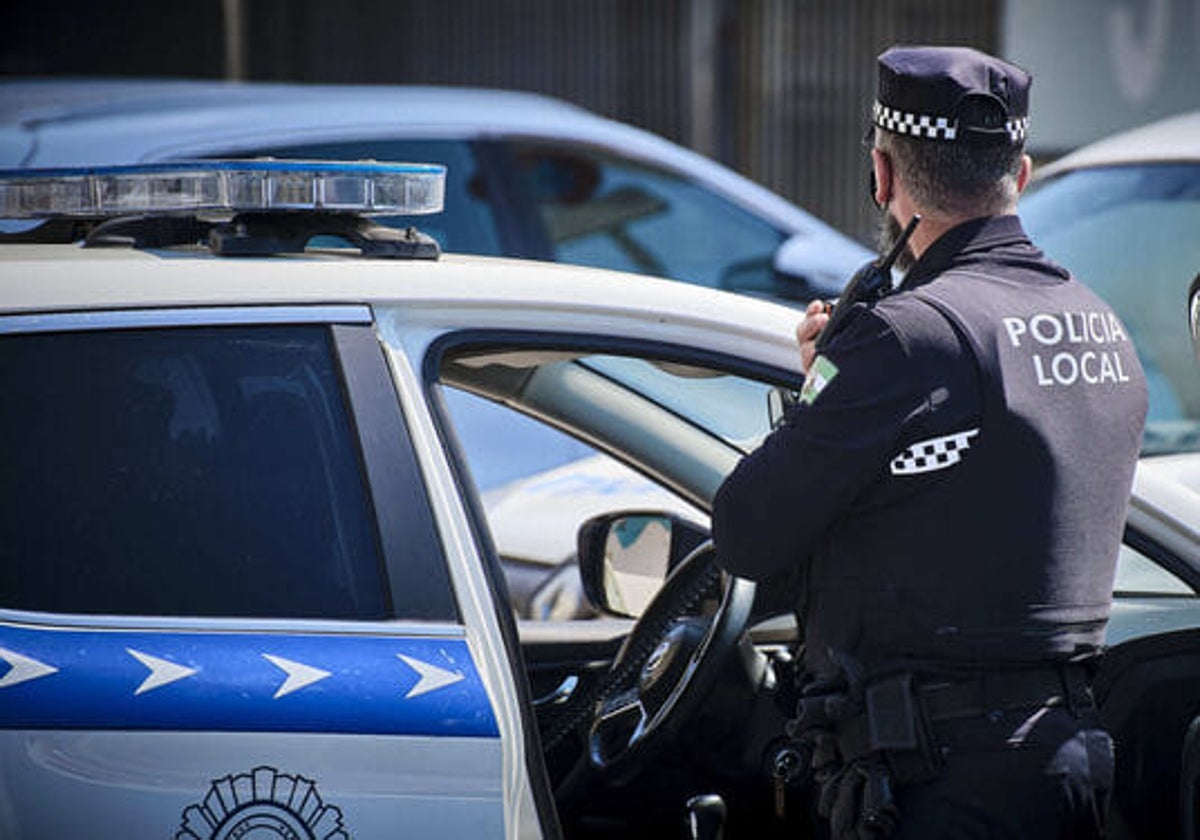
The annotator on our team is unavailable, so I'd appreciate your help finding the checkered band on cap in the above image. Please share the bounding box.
[890,428,979,476]
[873,101,957,140]
[1005,115,1029,143]
[873,101,1028,143]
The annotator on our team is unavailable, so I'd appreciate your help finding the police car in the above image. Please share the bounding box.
[0,161,1197,839]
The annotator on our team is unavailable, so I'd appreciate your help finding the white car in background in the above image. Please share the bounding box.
[1022,110,1200,456]
[0,78,869,305]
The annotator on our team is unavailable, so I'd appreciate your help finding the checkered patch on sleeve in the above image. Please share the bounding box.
[890,428,979,476]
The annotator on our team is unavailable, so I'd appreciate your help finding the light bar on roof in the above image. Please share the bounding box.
[0,160,446,219]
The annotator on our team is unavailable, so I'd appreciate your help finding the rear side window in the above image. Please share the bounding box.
[507,142,785,289]
[0,325,389,620]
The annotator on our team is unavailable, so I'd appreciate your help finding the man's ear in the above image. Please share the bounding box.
[871,147,892,208]
[1016,153,1033,194]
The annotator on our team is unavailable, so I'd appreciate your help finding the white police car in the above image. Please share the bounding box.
[0,161,1197,839]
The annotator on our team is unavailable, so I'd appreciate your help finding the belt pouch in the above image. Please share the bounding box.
[866,673,943,785]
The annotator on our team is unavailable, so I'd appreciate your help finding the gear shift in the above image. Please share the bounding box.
[685,793,726,840]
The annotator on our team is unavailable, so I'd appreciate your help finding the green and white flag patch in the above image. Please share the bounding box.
[799,355,838,405]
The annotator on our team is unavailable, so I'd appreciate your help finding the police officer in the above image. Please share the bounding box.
[713,46,1147,838]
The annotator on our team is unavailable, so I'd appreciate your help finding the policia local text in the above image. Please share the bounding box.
[1002,310,1134,387]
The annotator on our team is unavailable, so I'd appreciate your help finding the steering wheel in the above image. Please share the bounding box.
[587,540,756,778]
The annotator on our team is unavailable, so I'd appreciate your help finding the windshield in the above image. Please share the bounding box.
[1021,163,1200,455]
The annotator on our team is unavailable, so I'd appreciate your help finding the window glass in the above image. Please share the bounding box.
[1021,164,1200,454]
[0,326,388,619]
[509,143,785,290]
[444,386,702,622]
[228,139,503,257]
[441,387,594,492]
[1113,544,1194,596]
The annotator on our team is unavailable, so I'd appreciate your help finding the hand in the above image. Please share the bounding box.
[797,299,830,373]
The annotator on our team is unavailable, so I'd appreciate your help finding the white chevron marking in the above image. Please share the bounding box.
[127,648,198,695]
[262,654,331,699]
[0,647,58,688]
[398,654,464,699]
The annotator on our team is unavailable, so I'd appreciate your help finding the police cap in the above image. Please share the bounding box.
[873,45,1031,145]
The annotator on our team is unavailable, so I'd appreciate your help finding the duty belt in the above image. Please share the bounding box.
[831,664,1094,768]
[916,664,1094,722]
[790,664,1097,837]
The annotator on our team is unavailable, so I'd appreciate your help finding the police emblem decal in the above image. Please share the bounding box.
[890,428,979,476]
[176,766,347,840]
[800,356,839,405]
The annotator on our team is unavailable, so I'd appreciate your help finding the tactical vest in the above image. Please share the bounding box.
[802,268,1147,677]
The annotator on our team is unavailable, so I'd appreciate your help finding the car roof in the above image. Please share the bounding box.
[0,243,803,347]
[1035,110,1200,180]
[1131,453,1200,545]
[0,79,592,149]
[1137,453,1200,497]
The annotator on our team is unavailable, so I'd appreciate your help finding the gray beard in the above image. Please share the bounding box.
[876,210,916,273]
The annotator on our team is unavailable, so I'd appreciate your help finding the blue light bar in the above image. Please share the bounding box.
[0,160,446,219]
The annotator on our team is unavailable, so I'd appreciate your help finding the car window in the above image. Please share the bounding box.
[1113,544,1195,596]
[1021,163,1200,454]
[0,325,390,620]
[228,139,504,257]
[441,387,594,492]
[441,384,695,620]
[508,142,786,291]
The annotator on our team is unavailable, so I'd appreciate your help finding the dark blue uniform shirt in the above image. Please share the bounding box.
[713,215,1148,677]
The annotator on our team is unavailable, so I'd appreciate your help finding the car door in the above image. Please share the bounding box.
[1098,478,1200,839]
[1096,627,1200,839]
[0,307,517,839]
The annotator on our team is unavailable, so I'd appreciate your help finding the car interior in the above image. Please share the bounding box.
[437,339,805,836]
[434,335,1200,838]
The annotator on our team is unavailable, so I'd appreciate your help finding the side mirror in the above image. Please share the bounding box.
[1190,273,1199,362]
[577,512,709,618]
